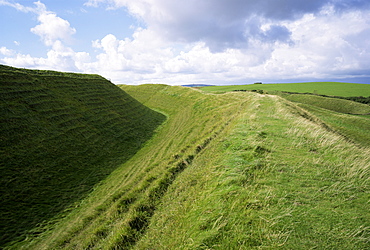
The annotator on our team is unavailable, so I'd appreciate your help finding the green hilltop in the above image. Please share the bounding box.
[1,66,369,249]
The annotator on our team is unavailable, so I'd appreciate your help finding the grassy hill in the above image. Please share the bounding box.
[1,68,369,249]
[0,65,165,246]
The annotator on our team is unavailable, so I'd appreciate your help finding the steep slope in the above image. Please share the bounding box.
[19,84,369,249]
[0,65,165,247]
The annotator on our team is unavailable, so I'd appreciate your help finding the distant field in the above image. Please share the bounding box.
[201,82,370,97]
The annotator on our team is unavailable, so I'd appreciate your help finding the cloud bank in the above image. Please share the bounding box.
[1,0,370,84]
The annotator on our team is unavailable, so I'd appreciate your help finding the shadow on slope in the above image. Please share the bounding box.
[0,65,166,246]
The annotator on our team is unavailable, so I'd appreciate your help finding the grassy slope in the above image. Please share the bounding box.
[18,85,252,249]
[19,84,369,249]
[0,65,165,247]
[201,82,370,97]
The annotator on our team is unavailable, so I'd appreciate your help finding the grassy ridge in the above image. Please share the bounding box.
[2,70,369,249]
[201,82,370,97]
[19,85,251,249]
[18,84,369,249]
[0,65,165,246]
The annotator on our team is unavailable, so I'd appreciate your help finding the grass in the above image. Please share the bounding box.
[16,85,251,249]
[281,93,370,147]
[281,93,370,114]
[200,82,370,97]
[1,66,369,249]
[0,65,165,247]
[134,94,369,249]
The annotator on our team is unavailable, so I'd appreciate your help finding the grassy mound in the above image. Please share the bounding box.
[0,65,165,246]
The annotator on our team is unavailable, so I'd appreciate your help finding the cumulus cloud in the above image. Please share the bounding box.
[1,0,76,47]
[84,0,370,52]
[31,11,76,46]
[0,1,81,71]
[79,1,370,84]
[1,0,370,84]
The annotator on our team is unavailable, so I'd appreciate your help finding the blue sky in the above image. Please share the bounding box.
[1,0,370,85]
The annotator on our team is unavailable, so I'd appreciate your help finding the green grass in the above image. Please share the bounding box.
[2,67,369,249]
[201,82,370,97]
[282,94,370,114]
[0,65,165,247]
[281,93,370,147]
[16,85,251,249]
[134,94,369,249]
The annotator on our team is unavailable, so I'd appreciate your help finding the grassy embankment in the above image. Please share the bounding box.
[18,84,251,249]
[0,65,165,247]
[2,69,369,249]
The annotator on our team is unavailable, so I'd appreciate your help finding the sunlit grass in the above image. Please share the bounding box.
[135,94,369,249]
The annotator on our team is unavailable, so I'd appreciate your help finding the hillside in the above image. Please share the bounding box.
[1,68,369,249]
[0,65,165,246]
[8,83,368,249]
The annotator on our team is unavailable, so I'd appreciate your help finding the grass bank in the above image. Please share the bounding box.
[0,65,165,247]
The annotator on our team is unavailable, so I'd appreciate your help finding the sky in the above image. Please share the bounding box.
[1,0,370,85]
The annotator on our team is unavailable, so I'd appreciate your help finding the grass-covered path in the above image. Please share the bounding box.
[134,92,369,249]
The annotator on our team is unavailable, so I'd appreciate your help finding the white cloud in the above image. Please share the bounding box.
[1,1,76,47]
[0,0,37,13]
[1,0,370,84]
[0,47,14,56]
[0,1,82,71]
[31,11,76,46]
